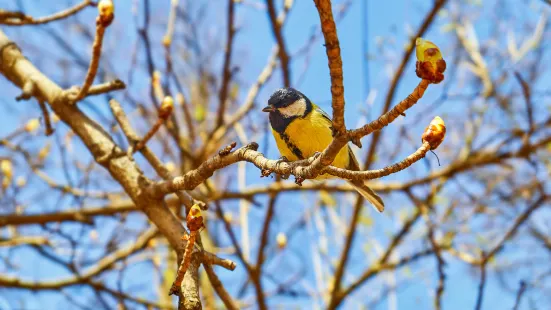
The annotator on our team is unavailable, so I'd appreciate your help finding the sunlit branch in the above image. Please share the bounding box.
[70,4,114,103]
[322,141,431,181]
[0,236,51,247]
[86,79,126,97]
[364,0,447,169]
[313,0,346,134]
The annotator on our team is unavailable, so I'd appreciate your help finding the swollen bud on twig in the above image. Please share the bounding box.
[170,205,203,297]
[186,204,205,232]
[422,116,446,150]
[415,38,446,84]
[97,0,114,27]
[276,232,287,249]
[159,96,174,119]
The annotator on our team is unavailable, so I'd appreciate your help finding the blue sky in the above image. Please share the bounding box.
[1,0,550,309]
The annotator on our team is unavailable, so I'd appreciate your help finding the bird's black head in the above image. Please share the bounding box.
[263,88,313,133]
[268,88,304,108]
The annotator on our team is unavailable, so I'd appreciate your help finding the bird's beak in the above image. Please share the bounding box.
[262,105,275,113]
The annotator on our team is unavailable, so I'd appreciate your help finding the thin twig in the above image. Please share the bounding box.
[0,1,93,26]
[474,261,486,310]
[163,0,179,48]
[169,231,198,296]
[514,72,534,131]
[72,5,114,103]
[86,79,126,97]
[512,281,527,310]
[215,0,237,129]
[266,0,291,86]
[37,100,54,136]
[133,118,164,152]
[203,264,238,310]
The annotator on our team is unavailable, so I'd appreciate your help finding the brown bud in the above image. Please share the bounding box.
[186,204,204,231]
[422,116,446,150]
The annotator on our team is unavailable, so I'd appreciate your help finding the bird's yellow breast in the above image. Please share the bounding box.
[272,108,351,179]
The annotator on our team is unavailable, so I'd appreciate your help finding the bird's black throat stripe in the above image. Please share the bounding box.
[278,132,304,159]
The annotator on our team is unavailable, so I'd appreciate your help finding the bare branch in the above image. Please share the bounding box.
[0,1,93,26]
[313,0,346,134]
[86,79,126,96]
[0,227,157,289]
[71,5,113,103]
[215,0,237,129]
[265,0,292,86]
[364,0,447,168]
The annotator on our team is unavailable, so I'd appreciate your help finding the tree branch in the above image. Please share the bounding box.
[215,0,237,129]
[364,0,447,168]
[0,1,93,26]
[266,0,292,86]
[313,0,346,134]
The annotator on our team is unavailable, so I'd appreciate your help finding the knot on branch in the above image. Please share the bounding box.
[15,79,36,101]
[218,142,237,156]
[245,142,260,151]
[260,169,272,178]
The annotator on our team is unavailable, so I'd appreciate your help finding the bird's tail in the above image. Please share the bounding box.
[348,180,385,213]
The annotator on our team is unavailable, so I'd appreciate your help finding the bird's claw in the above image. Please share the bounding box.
[260,169,272,178]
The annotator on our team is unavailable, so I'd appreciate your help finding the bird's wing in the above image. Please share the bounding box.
[312,104,361,171]
[313,104,332,124]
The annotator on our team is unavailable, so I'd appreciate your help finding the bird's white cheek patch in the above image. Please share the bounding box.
[278,98,307,118]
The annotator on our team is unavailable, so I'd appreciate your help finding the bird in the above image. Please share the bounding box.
[262,88,385,212]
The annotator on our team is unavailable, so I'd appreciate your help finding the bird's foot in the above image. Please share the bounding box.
[260,169,272,178]
[294,176,305,186]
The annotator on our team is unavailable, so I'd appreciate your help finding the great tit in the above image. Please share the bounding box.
[263,88,385,212]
